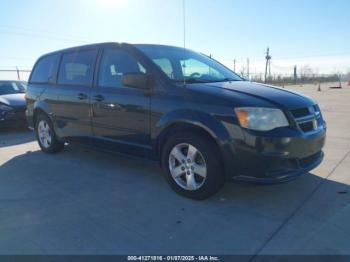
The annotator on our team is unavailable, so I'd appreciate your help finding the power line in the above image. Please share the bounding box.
[0,56,36,61]
[0,24,90,43]
[0,31,88,44]
[273,52,350,60]
[222,51,350,64]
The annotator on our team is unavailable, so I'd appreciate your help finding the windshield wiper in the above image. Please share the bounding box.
[212,78,243,82]
[175,78,243,84]
[174,78,209,84]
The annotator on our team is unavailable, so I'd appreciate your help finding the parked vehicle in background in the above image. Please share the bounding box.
[26,43,326,199]
[0,80,27,128]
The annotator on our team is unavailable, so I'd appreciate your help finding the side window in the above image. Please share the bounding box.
[153,58,174,79]
[98,49,147,88]
[30,54,60,84]
[58,49,97,86]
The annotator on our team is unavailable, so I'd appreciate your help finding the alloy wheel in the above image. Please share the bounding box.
[168,143,207,191]
[37,120,52,148]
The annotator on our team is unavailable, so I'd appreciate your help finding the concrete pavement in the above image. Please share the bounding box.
[0,84,349,255]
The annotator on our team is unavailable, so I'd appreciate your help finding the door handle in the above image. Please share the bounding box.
[93,95,105,102]
[77,93,88,100]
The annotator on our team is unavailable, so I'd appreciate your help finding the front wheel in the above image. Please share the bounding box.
[35,114,64,153]
[162,132,224,200]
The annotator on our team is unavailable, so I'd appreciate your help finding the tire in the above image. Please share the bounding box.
[161,132,224,200]
[35,114,64,153]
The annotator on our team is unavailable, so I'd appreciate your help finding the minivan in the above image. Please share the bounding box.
[26,43,326,199]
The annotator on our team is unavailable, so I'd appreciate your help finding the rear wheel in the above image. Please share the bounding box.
[162,132,224,200]
[35,114,64,153]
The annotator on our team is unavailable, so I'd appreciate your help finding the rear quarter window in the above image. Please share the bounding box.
[58,49,97,86]
[30,54,60,84]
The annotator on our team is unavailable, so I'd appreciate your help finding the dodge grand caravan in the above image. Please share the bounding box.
[26,43,326,199]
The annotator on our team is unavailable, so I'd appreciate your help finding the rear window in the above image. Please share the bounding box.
[58,49,97,86]
[30,54,60,84]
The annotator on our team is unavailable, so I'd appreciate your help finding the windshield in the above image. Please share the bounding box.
[0,81,26,95]
[136,45,243,84]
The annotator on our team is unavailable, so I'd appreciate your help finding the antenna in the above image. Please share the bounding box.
[182,0,186,85]
[183,0,186,51]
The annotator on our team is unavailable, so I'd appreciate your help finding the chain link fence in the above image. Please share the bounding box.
[245,73,350,87]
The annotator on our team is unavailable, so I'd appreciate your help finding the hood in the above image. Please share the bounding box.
[201,81,315,109]
[0,93,26,107]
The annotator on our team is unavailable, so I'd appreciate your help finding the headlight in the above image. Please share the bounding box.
[0,104,13,112]
[234,107,289,131]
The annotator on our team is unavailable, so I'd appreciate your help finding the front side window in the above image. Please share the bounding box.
[98,48,147,88]
[136,45,243,84]
[30,54,60,84]
[153,58,174,79]
[58,50,97,86]
[180,58,225,80]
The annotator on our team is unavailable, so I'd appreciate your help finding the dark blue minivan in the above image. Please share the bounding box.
[26,43,326,199]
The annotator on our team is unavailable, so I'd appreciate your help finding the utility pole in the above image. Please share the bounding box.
[16,66,20,80]
[293,65,297,85]
[233,59,236,72]
[265,48,271,84]
[247,58,250,80]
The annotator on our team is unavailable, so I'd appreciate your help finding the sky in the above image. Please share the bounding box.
[0,0,349,79]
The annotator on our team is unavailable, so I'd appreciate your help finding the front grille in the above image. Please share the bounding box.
[290,105,322,133]
[290,108,310,118]
[299,121,314,132]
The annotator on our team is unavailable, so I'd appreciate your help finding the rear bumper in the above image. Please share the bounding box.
[224,126,326,184]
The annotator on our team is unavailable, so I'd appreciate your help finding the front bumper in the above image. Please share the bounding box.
[0,109,27,128]
[25,109,34,129]
[226,126,326,184]
[233,151,324,184]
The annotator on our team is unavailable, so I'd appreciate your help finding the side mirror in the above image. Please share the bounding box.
[122,73,153,90]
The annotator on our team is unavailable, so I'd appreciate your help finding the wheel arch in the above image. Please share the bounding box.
[33,101,53,125]
[154,110,231,171]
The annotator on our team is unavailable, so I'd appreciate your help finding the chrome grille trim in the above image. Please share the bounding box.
[291,105,322,133]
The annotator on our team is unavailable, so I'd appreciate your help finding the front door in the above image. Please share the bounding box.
[91,47,151,154]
